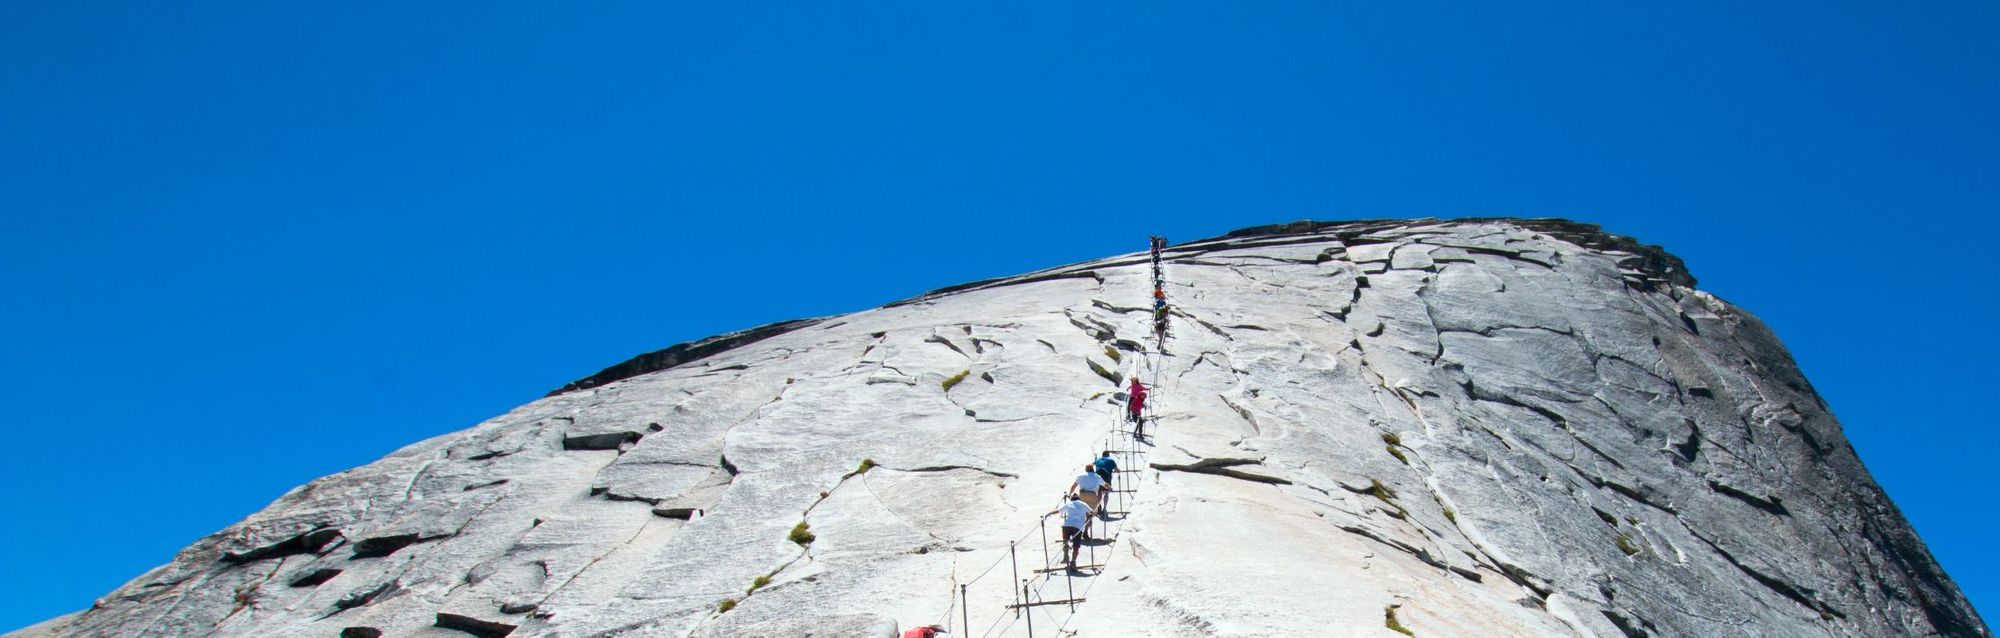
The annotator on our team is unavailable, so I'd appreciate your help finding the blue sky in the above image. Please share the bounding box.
[2,2,1995,631]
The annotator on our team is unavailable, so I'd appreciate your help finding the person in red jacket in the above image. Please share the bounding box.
[902,624,946,638]
[1127,376,1149,437]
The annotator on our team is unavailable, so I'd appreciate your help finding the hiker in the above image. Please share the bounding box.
[902,625,948,638]
[1093,452,1118,517]
[1070,463,1107,520]
[1046,494,1096,566]
[1127,377,1148,426]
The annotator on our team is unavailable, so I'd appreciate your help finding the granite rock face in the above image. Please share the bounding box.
[15,219,1986,637]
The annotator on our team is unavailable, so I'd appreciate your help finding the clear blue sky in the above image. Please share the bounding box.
[2,2,1995,631]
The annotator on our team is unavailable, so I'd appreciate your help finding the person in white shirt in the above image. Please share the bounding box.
[1069,464,1107,526]
[1046,494,1096,566]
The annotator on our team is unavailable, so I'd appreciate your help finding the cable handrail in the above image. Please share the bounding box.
[922,237,1169,637]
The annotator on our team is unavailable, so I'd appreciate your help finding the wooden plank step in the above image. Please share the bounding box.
[1032,564,1104,573]
[1006,598,1086,609]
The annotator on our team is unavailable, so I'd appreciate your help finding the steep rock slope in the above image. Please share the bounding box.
[16,219,1985,637]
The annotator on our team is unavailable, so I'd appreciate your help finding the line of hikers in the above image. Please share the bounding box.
[1043,376,1147,568]
[1046,450,1119,568]
[907,240,1167,638]
[1150,236,1169,342]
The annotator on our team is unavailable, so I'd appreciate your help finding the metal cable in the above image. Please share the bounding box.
[959,243,1172,636]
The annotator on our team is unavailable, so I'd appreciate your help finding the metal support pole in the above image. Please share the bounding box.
[1024,580,1035,638]
[1087,526,1096,576]
[1039,518,1051,572]
[1010,541,1020,617]
[1066,559,1077,612]
[960,584,969,637]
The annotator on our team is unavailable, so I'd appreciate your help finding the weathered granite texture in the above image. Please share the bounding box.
[14,219,1985,637]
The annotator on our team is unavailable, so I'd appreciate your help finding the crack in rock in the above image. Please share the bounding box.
[924,334,970,358]
[221,528,343,565]
[561,431,642,452]
[1151,458,1291,485]
[1689,530,1846,620]
[887,464,1021,479]
[435,612,518,637]
[350,533,451,559]
[288,568,342,588]
[1707,480,1790,516]
[326,581,397,616]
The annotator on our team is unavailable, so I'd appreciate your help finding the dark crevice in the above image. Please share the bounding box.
[1691,532,1845,620]
[1437,325,1576,338]
[1678,312,1701,335]
[561,431,641,451]
[1672,420,1701,465]
[651,507,703,519]
[435,612,517,637]
[351,533,448,559]
[221,527,343,565]
[1461,380,1568,429]
[924,334,970,357]
[1495,562,1555,600]
[1596,479,1678,515]
[595,488,662,506]
[1337,524,1474,580]
[328,581,397,615]
[973,413,1056,424]
[1707,481,1790,516]
[1446,244,1557,268]
[892,464,1021,478]
[1602,609,1655,638]
[1192,317,1232,339]
[340,628,383,638]
[1087,358,1124,386]
[1092,299,1149,314]
[463,479,509,492]
[1463,379,1630,472]
[288,568,342,588]
[1065,311,1120,342]
[1151,459,1291,485]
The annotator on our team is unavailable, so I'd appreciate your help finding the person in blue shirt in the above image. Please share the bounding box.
[1092,452,1118,519]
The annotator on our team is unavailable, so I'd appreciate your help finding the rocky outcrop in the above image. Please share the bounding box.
[13,218,1984,637]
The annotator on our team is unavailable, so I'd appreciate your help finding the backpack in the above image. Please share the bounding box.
[903,627,940,638]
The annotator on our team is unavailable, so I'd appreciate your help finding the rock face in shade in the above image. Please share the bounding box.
[13,218,1986,637]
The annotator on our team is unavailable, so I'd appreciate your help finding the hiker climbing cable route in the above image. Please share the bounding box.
[1126,376,1147,427]
[1047,495,1094,567]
